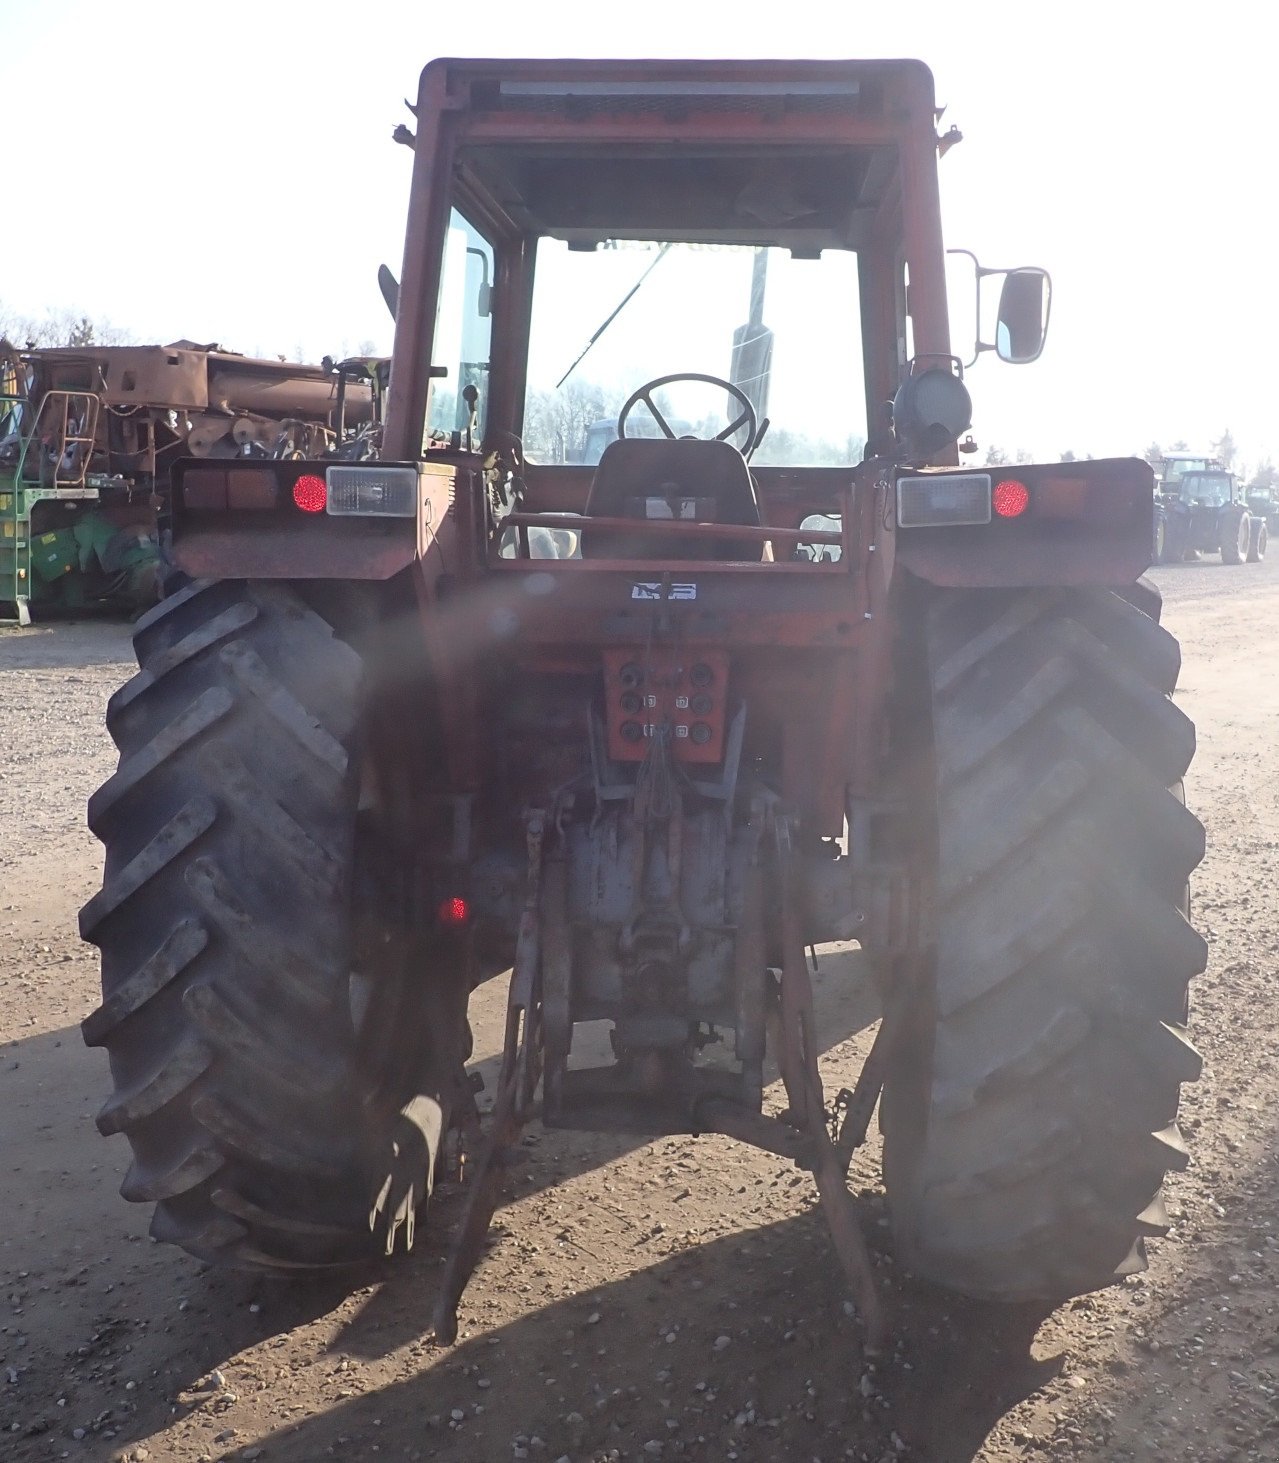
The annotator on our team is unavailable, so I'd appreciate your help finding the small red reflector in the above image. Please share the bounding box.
[437,896,471,927]
[993,479,1030,518]
[292,474,327,513]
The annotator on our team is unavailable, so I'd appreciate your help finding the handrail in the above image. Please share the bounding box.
[498,510,842,546]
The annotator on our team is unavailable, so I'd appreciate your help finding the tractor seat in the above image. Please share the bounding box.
[580,437,763,561]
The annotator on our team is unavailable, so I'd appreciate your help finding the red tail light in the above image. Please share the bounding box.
[437,896,471,927]
[993,479,1030,518]
[292,474,327,513]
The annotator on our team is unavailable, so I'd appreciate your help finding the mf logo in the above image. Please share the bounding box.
[631,582,698,601]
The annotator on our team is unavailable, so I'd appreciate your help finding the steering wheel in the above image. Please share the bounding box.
[617,372,758,454]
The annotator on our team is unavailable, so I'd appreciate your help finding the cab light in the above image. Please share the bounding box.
[292,474,327,513]
[437,896,471,926]
[993,479,1030,518]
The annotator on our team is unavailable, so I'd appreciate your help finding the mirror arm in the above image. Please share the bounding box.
[945,247,991,370]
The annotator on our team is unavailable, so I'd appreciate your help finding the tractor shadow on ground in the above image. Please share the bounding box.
[102,946,880,1419]
[307,942,882,1364]
[242,1211,1060,1463]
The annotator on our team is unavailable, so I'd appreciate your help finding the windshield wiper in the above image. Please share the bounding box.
[555,244,673,389]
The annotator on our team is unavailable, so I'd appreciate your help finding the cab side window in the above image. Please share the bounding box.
[427,209,494,441]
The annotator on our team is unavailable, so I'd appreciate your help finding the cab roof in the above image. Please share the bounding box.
[419,58,938,252]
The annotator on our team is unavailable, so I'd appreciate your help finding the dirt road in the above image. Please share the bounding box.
[2,560,1277,1463]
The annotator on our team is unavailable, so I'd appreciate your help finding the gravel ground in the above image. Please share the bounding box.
[1,557,1276,1463]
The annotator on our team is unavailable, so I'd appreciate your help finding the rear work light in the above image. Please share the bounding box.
[326,465,417,517]
[897,472,991,528]
[292,474,327,513]
[992,478,1030,518]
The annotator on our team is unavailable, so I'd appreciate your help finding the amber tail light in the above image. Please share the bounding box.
[181,467,280,511]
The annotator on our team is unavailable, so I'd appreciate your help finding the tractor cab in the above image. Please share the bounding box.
[1179,469,1238,507]
[377,60,1054,577]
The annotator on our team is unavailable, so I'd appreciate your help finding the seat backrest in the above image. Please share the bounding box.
[581,437,762,560]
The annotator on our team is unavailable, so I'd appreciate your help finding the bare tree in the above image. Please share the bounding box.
[523,380,623,462]
[751,428,865,467]
[1210,428,1237,471]
[0,300,132,348]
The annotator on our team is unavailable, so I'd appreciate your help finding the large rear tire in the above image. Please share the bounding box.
[1221,510,1250,564]
[80,580,463,1272]
[880,584,1207,1301]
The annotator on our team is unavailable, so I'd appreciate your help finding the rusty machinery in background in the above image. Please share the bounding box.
[81,59,1205,1356]
[0,340,382,623]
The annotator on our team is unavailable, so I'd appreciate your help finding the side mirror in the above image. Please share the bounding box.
[995,269,1051,364]
[947,251,1052,367]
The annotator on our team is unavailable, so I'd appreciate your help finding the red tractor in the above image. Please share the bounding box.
[81,59,1205,1347]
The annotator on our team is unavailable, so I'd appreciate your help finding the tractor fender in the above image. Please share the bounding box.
[167,456,426,581]
[896,456,1154,589]
[173,520,416,581]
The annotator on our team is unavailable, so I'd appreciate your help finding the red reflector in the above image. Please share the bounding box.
[993,479,1030,518]
[437,896,470,927]
[292,474,327,513]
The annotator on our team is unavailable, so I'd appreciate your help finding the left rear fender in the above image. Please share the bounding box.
[168,457,421,581]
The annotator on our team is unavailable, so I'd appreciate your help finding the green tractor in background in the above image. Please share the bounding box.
[1,341,156,624]
[1,338,381,625]
[1245,479,1279,546]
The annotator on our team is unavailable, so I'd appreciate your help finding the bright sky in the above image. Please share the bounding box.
[0,0,1268,468]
